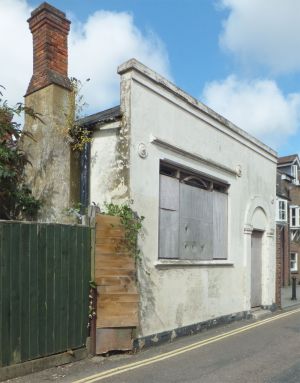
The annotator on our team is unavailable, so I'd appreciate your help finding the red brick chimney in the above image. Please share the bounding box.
[23,2,79,222]
[26,2,71,95]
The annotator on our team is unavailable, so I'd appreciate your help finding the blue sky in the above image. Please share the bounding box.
[2,0,300,156]
[49,0,228,95]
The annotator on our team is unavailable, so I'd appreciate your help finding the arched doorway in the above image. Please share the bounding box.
[251,208,268,307]
[245,198,275,309]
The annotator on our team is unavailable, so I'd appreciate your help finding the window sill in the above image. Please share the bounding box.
[155,259,234,268]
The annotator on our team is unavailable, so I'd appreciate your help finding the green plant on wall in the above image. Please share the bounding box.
[103,201,145,259]
[87,280,97,329]
[62,202,85,224]
[67,77,92,152]
[0,86,41,220]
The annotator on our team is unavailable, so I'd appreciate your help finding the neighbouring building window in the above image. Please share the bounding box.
[290,206,300,227]
[291,252,298,272]
[159,162,229,260]
[291,165,299,185]
[276,198,287,222]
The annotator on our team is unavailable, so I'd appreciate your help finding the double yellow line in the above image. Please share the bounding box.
[73,307,300,383]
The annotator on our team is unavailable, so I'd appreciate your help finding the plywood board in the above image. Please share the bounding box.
[95,214,139,334]
[96,328,133,354]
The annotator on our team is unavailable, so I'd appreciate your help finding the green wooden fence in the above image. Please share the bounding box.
[0,221,91,367]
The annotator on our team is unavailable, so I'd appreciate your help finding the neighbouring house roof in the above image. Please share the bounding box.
[276,171,291,200]
[278,154,299,166]
[277,170,293,182]
[78,105,121,128]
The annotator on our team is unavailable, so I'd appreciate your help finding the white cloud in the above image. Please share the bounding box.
[0,0,32,105]
[219,0,300,73]
[69,11,171,112]
[0,0,171,114]
[202,76,300,148]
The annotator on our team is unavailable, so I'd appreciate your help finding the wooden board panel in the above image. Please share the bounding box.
[97,301,138,315]
[95,251,131,259]
[213,191,228,259]
[96,328,133,354]
[97,284,138,294]
[96,237,126,246]
[95,243,128,254]
[96,215,122,226]
[95,275,136,286]
[96,228,125,239]
[98,315,139,328]
[100,293,139,303]
[95,214,139,333]
[97,303,139,328]
[96,269,136,278]
[95,254,135,269]
[96,215,125,238]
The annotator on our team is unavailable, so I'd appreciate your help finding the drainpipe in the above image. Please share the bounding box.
[80,142,90,214]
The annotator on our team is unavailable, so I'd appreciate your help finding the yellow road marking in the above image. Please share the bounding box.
[73,307,300,383]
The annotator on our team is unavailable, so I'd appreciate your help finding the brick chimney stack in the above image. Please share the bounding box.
[26,2,71,95]
[23,2,79,223]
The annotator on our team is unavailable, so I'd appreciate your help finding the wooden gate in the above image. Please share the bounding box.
[0,221,91,367]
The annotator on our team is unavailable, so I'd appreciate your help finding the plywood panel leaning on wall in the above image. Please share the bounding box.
[94,214,139,354]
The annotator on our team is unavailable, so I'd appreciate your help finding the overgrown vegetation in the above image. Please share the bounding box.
[103,201,145,259]
[62,202,84,223]
[67,77,92,151]
[88,280,97,329]
[0,86,41,220]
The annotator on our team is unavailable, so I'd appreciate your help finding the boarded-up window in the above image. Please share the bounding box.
[212,191,228,259]
[159,175,179,259]
[159,163,228,260]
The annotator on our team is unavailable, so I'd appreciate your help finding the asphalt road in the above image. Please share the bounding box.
[8,307,300,383]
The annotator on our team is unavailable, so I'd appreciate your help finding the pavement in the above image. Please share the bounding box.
[281,284,300,308]
[4,305,300,383]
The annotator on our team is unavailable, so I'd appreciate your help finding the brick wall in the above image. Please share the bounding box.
[287,181,300,284]
[283,224,290,286]
[26,2,71,95]
[275,225,281,306]
[290,184,300,205]
[276,223,290,306]
[276,225,282,306]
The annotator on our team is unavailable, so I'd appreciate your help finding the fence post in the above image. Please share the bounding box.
[87,205,97,355]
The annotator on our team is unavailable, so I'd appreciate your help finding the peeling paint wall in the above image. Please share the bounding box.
[118,60,277,338]
[23,84,80,222]
[90,119,131,208]
[90,59,277,339]
[89,75,132,209]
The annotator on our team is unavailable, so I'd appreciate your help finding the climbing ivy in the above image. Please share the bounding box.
[103,201,145,259]
[67,77,92,151]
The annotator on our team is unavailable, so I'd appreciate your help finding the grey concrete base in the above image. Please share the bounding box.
[133,310,252,350]
[260,303,278,312]
[251,308,272,320]
[0,348,87,382]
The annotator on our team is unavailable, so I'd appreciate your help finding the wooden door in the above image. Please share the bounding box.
[251,231,263,307]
